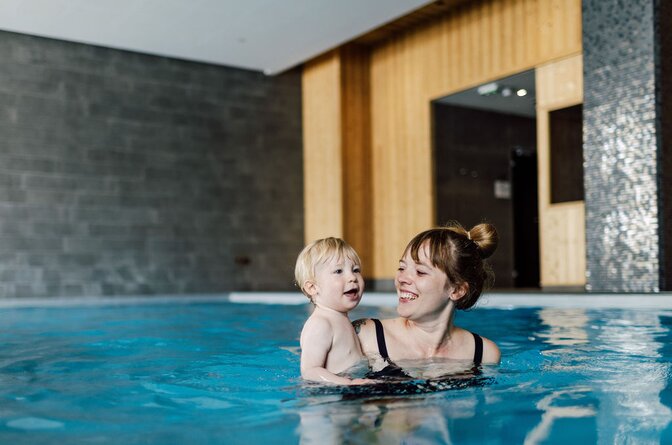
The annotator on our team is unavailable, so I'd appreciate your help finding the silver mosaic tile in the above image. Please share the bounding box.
[583,0,664,292]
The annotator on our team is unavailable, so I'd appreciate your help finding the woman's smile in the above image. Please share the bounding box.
[399,290,418,302]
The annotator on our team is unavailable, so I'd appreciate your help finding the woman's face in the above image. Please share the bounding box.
[394,242,454,321]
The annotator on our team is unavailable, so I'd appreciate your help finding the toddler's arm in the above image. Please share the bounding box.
[300,316,369,385]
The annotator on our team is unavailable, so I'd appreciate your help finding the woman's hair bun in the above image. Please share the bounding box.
[468,223,498,259]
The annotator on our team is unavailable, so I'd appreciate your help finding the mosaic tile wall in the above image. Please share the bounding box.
[583,0,669,291]
[657,1,672,291]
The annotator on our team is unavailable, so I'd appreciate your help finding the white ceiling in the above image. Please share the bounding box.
[0,0,432,75]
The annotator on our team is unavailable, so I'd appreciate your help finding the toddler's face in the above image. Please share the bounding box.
[311,255,364,313]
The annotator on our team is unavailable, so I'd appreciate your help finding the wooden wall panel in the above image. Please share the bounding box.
[302,47,374,273]
[341,45,373,273]
[302,52,343,243]
[368,0,582,278]
[370,43,435,277]
[535,54,585,286]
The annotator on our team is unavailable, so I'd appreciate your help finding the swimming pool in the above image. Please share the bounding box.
[1,294,672,444]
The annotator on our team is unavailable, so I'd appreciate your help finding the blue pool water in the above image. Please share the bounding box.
[1,299,672,444]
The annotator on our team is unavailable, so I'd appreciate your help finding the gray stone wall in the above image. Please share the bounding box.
[583,0,671,291]
[0,31,303,298]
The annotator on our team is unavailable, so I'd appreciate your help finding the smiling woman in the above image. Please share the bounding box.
[355,222,500,378]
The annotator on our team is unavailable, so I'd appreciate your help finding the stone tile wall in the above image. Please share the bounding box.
[0,31,303,297]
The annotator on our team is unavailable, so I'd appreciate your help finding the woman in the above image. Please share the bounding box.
[355,222,500,378]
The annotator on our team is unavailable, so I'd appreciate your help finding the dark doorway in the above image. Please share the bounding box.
[432,70,539,289]
[511,147,540,288]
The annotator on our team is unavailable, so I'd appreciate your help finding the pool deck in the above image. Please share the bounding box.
[1,291,672,309]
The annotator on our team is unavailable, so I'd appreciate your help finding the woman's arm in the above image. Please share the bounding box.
[352,318,380,357]
[481,336,501,364]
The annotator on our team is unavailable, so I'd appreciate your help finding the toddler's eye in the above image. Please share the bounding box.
[353,267,361,274]
[334,269,343,274]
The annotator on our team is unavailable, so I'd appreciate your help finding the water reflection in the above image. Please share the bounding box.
[523,387,595,445]
[533,307,672,444]
[593,310,672,443]
[298,396,472,444]
[537,308,589,347]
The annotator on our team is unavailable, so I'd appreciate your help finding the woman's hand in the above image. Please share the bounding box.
[349,378,378,385]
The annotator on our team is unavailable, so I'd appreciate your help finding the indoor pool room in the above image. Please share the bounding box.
[2,0,672,444]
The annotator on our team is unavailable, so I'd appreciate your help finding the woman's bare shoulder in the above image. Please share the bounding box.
[351,317,372,333]
[480,335,501,364]
[350,318,374,353]
[351,317,402,334]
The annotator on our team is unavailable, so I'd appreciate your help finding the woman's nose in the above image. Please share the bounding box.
[396,269,410,284]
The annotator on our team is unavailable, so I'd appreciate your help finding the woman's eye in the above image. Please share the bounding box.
[417,271,427,276]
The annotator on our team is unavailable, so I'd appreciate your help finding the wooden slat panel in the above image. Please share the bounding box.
[500,0,515,74]
[524,0,539,64]
[340,45,373,274]
[368,0,582,278]
[301,0,583,280]
[302,52,343,243]
[536,54,584,109]
[541,205,586,285]
[535,54,585,286]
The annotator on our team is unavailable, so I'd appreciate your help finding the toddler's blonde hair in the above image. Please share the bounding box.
[294,237,361,300]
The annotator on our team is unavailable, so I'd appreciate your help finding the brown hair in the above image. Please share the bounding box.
[404,222,498,309]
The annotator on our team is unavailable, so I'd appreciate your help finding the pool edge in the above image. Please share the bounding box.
[1,291,672,309]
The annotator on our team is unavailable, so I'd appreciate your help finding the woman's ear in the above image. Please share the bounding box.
[449,282,469,301]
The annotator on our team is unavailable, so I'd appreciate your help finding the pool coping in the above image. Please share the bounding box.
[0,291,672,309]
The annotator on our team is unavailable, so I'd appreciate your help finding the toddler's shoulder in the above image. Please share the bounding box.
[302,312,334,334]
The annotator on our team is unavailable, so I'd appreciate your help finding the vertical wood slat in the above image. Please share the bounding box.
[302,52,343,243]
[340,45,373,273]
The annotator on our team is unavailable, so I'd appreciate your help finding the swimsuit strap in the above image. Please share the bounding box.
[367,319,410,380]
[371,318,390,360]
[472,332,483,365]
[374,318,483,365]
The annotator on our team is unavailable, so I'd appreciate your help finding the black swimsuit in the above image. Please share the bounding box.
[367,318,484,379]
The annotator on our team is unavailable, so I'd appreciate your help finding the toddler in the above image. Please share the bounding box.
[295,237,370,385]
